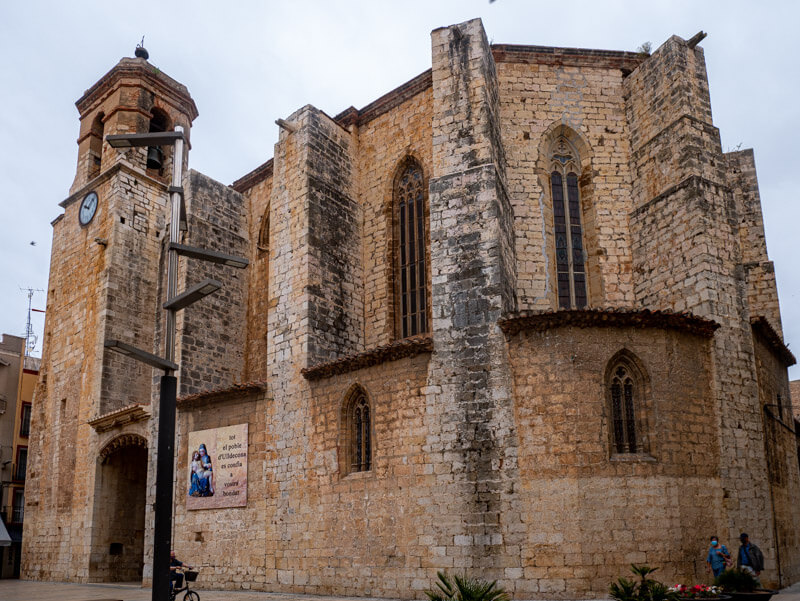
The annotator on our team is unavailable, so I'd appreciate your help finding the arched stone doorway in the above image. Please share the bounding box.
[89,434,148,582]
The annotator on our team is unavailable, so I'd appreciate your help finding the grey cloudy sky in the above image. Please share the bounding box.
[1,0,798,378]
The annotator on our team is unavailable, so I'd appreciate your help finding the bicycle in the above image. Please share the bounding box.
[170,567,200,601]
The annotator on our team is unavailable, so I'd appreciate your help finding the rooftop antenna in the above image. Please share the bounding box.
[19,287,44,356]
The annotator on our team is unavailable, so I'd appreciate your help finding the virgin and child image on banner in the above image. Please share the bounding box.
[186,423,248,510]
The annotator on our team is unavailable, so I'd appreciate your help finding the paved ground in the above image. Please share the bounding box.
[0,580,799,601]
[0,579,399,601]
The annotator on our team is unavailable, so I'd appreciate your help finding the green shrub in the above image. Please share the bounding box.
[609,565,678,601]
[425,571,510,601]
[714,569,759,593]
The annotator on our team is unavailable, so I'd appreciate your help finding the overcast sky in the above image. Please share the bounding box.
[1,1,797,378]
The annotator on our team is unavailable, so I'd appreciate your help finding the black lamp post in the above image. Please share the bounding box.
[105,127,248,601]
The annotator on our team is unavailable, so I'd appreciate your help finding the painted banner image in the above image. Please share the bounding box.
[186,423,248,510]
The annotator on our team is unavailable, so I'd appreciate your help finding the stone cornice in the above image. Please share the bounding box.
[88,403,150,433]
[334,69,433,128]
[491,44,645,72]
[751,316,796,366]
[231,70,433,193]
[302,335,433,381]
[76,57,198,121]
[630,174,732,219]
[630,113,719,158]
[231,158,273,193]
[499,307,719,338]
[59,162,169,209]
[177,381,269,410]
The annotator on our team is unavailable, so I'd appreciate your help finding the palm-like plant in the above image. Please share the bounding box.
[609,565,678,601]
[425,571,510,601]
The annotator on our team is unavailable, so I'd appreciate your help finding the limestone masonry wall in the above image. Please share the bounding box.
[177,171,248,396]
[497,50,639,310]
[726,149,783,335]
[625,35,785,586]
[507,325,717,595]
[355,84,433,348]
[752,332,800,584]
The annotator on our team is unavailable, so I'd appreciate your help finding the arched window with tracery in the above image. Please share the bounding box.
[393,158,429,338]
[606,352,649,455]
[550,137,587,309]
[341,386,372,474]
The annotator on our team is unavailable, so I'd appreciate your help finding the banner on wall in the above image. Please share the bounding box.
[186,423,248,510]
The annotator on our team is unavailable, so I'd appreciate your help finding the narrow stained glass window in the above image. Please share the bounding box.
[395,161,428,338]
[345,390,372,474]
[610,365,640,454]
[550,138,587,309]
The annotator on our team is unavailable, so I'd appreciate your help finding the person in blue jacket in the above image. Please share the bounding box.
[706,535,731,579]
[737,533,764,577]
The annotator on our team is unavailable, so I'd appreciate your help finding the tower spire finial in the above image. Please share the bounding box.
[135,36,149,60]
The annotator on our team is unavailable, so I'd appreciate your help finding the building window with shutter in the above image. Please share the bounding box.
[19,402,32,438]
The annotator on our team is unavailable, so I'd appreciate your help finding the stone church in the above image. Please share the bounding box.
[21,18,800,599]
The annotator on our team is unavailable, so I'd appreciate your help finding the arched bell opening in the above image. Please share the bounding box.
[89,434,148,583]
[146,107,170,176]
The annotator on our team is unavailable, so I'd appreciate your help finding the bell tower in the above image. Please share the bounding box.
[22,48,198,583]
[70,48,198,194]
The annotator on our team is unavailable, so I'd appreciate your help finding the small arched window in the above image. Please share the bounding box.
[394,158,429,339]
[258,207,270,252]
[341,386,372,474]
[88,112,105,180]
[606,352,649,455]
[550,137,587,309]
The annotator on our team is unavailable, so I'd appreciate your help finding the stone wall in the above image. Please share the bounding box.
[726,149,783,334]
[425,18,519,580]
[305,111,363,364]
[495,47,641,310]
[176,170,248,396]
[352,78,433,348]
[174,392,269,588]
[625,35,782,585]
[238,162,273,381]
[505,324,717,596]
[752,332,800,584]
[791,379,800,418]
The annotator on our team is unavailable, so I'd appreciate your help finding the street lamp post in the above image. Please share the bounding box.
[105,127,248,601]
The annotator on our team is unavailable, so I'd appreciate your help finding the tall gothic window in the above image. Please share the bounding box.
[550,137,587,309]
[342,387,371,474]
[394,159,428,338]
[606,353,648,455]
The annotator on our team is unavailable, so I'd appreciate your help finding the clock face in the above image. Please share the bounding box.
[79,191,98,226]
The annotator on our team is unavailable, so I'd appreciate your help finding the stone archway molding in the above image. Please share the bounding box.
[99,433,148,463]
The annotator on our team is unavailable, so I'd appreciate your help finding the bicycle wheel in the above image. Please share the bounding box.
[183,591,200,601]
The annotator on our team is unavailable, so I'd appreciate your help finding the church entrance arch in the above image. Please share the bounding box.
[89,433,148,582]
